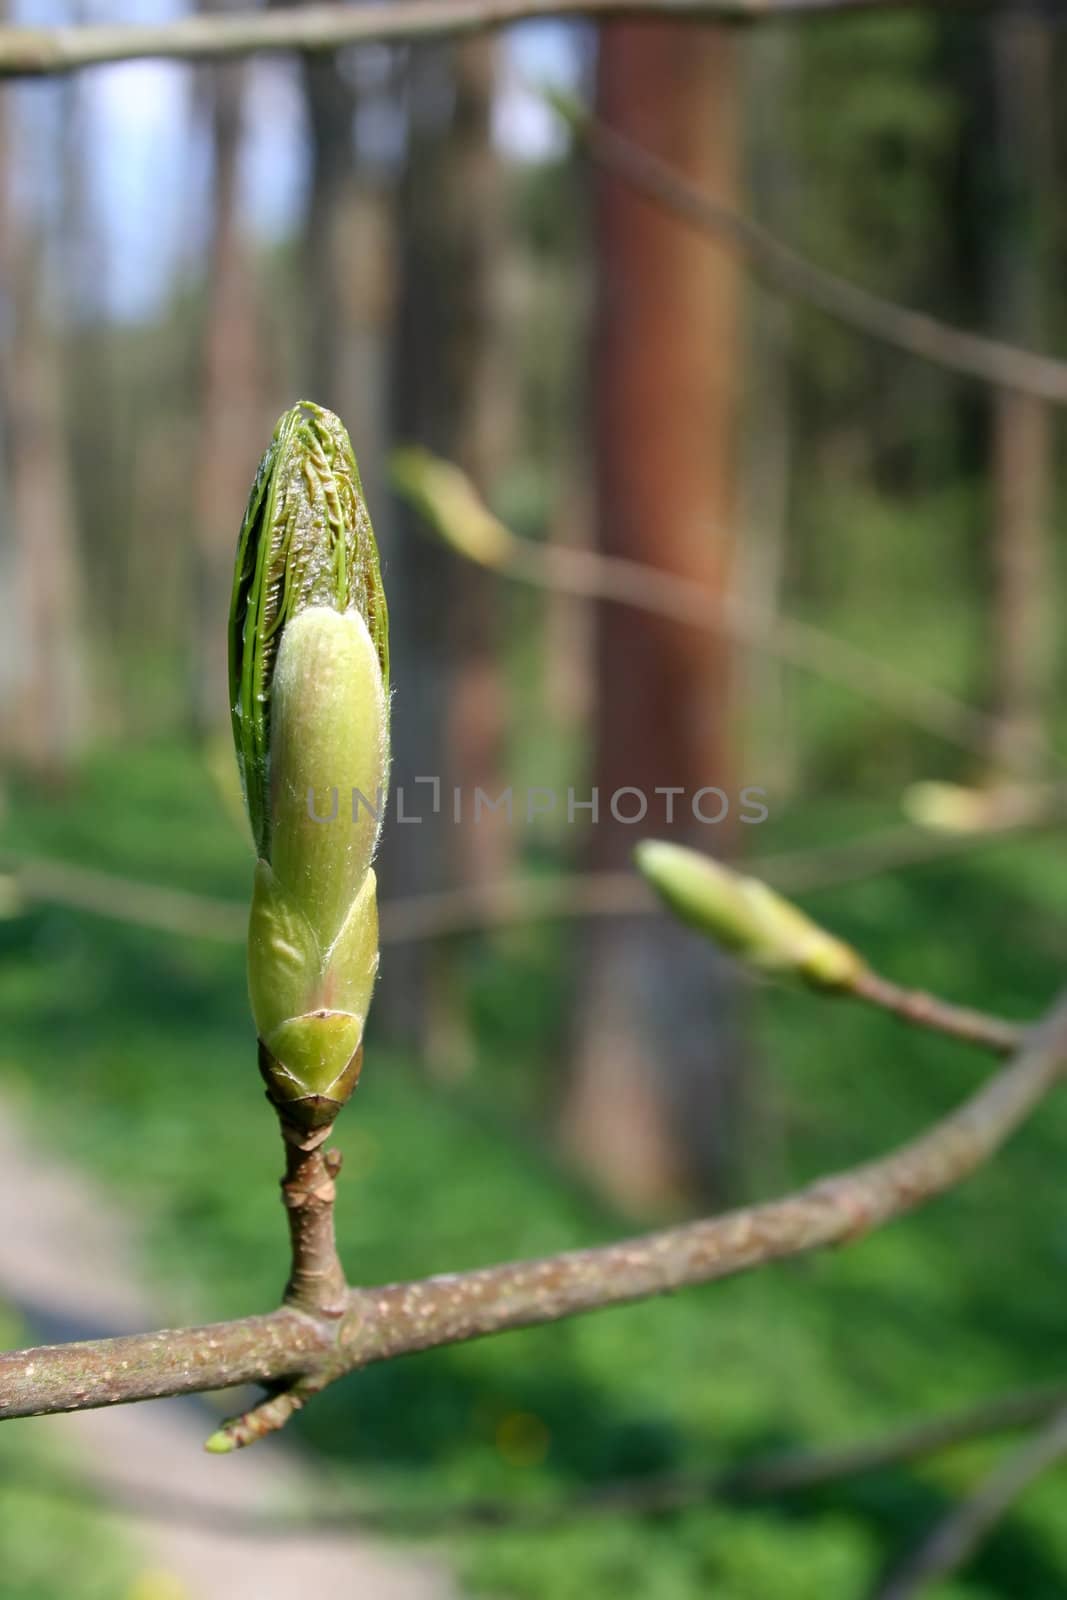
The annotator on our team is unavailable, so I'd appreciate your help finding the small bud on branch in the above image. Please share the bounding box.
[635,839,1023,1054]
[389,446,516,569]
[635,839,864,990]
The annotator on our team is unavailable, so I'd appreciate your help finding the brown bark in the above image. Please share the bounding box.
[563,20,746,1211]
[277,1115,347,1316]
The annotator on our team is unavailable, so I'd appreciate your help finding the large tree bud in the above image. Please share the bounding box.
[229,402,390,1128]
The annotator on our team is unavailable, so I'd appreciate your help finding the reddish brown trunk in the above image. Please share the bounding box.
[592,24,740,812]
[562,21,745,1213]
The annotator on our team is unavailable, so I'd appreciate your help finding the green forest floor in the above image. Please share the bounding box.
[2,740,1067,1599]
[0,1319,137,1600]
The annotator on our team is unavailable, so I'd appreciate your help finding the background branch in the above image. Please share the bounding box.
[873,1404,1067,1600]
[567,104,1067,406]
[392,449,1063,768]
[4,795,1066,949]
[0,1,951,80]
[3,993,1064,1433]
[15,1380,1067,1535]
[511,536,1039,767]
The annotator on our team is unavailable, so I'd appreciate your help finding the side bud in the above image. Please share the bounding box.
[230,402,390,1128]
[634,840,864,992]
[389,447,516,570]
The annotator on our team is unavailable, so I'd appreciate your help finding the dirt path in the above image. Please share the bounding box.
[0,1109,458,1600]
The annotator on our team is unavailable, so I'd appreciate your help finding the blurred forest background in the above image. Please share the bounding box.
[3,2,1067,1597]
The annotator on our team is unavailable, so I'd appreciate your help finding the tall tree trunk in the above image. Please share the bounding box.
[562,22,746,1213]
[984,11,1052,782]
[0,72,88,779]
[378,39,515,1068]
[300,48,394,499]
[739,26,795,796]
[192,53,268,734]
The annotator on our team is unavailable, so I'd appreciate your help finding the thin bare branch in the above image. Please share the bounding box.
[873,1404,1067,1600]
[2,994,1064,1434]
[19,1380,1067,1535]
[4,789,1066,948]
[565,102,1067,407]
[392,451,1061,769]
[0,851,246,941]
[0,1,954,80]
[852,969,1024,1055]
[510,538,1044,768]
[724,1385,1067,1500]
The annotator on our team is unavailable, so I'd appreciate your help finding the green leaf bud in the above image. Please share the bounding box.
[230,403,390,1128]
[634,840,864,992]
[902,779,1044,836]
[389,446,516,570]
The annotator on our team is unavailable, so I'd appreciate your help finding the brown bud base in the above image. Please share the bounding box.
[258,1038,364,1131]
[274,1109,349,1321]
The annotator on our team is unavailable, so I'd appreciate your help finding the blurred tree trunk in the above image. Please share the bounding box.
[379,39,516,1069]
[192,50,268,734]
[0,72,88,780]
[739,27,795,796]
[300,46,394,504]
[984,11,1052,782]
[562,22,747,1212]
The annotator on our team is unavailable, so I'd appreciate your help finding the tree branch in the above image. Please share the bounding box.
[509,537,1042,768]
[3,994,1065,1438]
[17,1380,1067,1534]
[276,1117,347,1318]
[0,1,953,80]
[873,1404,1067,1600]
[392,449,1063,768]
[851,969,1024,1055]
[6,797,1067,951]
[565,103,1067,407]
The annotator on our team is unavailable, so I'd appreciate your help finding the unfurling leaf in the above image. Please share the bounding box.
[230,402,390,1128]
[634,840,864,992]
